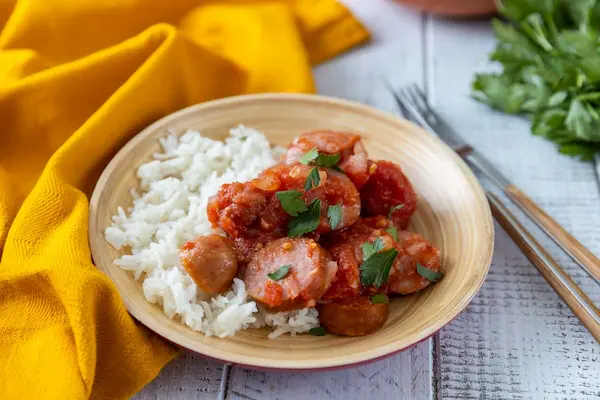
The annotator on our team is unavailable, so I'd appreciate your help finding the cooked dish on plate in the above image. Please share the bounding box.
[105,126,443,339]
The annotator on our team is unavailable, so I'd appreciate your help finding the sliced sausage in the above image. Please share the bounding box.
[207,163,360,243]
[304,167,361,232]
[232,229,286,264]
[207,182,268,238]
[321,219,395,301]
[360,160,417,229]
[387,231,441,295]
[244,238,338,311]
[318,296,389,336]
[259,164,360,232]
[284,130,372,188]
[180,234,239,294]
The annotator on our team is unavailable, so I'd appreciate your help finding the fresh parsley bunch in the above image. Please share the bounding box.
[472,0,600,160]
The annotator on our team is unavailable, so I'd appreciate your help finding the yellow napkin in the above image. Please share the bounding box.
[0,0,368,398]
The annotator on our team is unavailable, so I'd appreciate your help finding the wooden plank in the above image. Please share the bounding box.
[427,17,600,399]
[227,1,434,399]
[226,342,431,400]
[132,354,226,400]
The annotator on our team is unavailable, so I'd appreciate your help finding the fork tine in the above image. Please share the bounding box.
[386,81,413,120]
[410,84,428,105]
[395,90,437,133]
[405,84,429,115]
[402,85,424,111]
[405,84,442,126]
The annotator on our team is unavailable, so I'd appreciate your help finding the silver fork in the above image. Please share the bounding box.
[393,83,600,285]
[389,83,600,342]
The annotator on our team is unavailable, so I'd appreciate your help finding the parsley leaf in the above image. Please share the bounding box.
[360,248,398,288]
[371,293,389,304]
[472,0,600,159]
[299,148,319,164]
[304,167,320,191]
[239,136,247,142]
[388,204,404,219]
[416,262,444,282]
[288,199,321,237]
[276,190,307,217]
[308,327,326,336]
[361,237,384,260]
[313,153,341,168]
[267,265,291,281]
[327,204,342,230]
[386,226,399,241]
[298,147,342,168]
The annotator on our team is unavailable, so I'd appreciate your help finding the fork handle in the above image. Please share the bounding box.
[505,185,600,284]
[488,193,600,343]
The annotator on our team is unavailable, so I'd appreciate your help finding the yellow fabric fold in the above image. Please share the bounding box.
[0,1,369,399]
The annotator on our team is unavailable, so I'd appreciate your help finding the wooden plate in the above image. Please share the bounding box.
[89,93,494,370]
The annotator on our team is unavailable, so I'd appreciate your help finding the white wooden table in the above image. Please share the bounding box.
[134,2,600,399]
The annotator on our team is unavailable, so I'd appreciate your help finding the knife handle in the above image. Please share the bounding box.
[505,185,600,284]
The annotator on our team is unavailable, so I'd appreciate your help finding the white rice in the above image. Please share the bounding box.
[104,125,319,339]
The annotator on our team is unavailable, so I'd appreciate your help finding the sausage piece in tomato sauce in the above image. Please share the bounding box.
[284,130,372,188]
[318,296,389,336]
[206,182,270,238]
[360,160,417,229]
[244,238,338,311]
[387,230,441,295]
[207,163,360,246]
[180,234,239,294]
[321,218,395,301]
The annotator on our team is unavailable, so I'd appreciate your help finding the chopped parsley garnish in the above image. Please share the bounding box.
[360,249,398,288]
[308,327,327,336]
[388,204,404,219]
[267,265,291,281]
[416,262,444,282]
[313,153,341,168]
[299,148,342,169]
[288,199,321,238]
[360,237,398,288]
[276,190,306,217]
[304,167,321,191]
[327,204,342,230]
[239,136,247,142]
[385,226,398,241]
[361,237,384,260]
[299,147,319,164]
[371,293,389,304]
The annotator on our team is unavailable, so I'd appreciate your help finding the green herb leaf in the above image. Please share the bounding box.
[267,265,291,281]
[387,204,405,219]
[239,136,247,142]
[299,148,319,165]
[416,262,444,282]
[371,293,389,304]
[276,190,307,217]
[288,199,321,238]
[298,147,342,169]
[472,1,600,159]
[304,167,321,191]
[361,237,384,261]
[386,226,399,241]
[313,153,341,168]
[360,248,398,288]
[308,327,326,336]
[327,204,342,230]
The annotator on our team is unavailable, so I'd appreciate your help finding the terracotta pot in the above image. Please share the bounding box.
[395,0,497,17]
